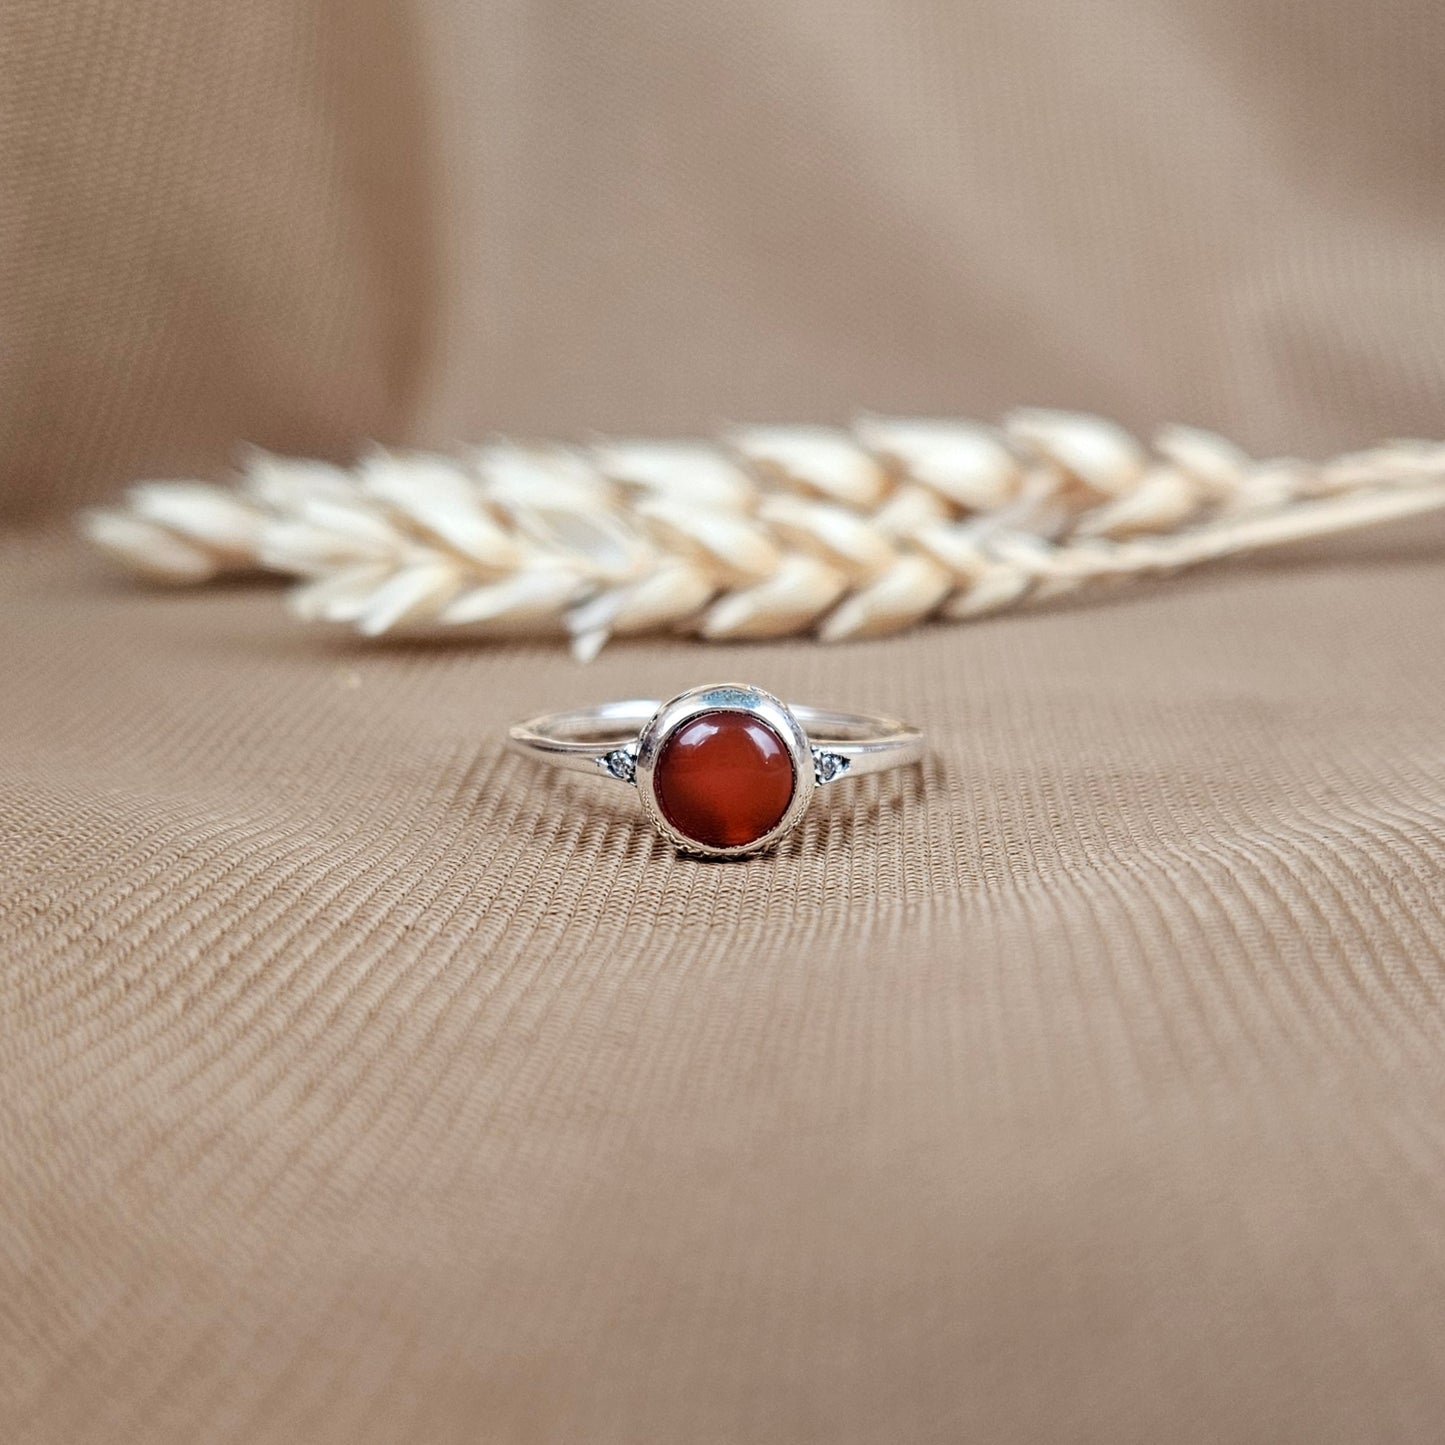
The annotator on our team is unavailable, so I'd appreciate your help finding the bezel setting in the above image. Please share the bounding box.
[634,684,816,858]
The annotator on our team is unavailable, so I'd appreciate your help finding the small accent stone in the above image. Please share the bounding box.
[813,749,850,785]
[600,748,636,784]
[654,710,795,849]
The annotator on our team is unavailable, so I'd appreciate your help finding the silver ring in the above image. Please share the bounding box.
[508,682,926,858]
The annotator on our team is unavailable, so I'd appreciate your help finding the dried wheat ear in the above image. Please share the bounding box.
[80,411,1445,661]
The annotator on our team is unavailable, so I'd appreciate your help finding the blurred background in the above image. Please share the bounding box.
[4,0,1445,523]
[6,8,1445,1445]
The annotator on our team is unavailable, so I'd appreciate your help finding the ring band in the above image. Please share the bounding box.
[509,682,925,857]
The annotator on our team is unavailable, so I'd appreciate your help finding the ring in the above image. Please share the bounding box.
[508,682,926,857]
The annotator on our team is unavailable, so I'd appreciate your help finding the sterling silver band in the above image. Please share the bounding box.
[507,683,926,858]
[508,697,926,783]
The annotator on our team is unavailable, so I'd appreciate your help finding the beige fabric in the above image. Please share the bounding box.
[3,3,1445,1442]
[6,0,1445,519]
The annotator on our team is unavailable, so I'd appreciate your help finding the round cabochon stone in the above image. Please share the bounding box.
[654,710,796,849]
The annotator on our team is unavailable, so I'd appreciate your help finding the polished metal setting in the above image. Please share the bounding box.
[634,684,814,857]
[507,682,926,858]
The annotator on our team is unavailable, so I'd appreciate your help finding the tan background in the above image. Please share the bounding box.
[6,0,1445,516]
[3,2,1445,1442]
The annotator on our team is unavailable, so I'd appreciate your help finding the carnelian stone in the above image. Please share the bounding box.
[654,710,795,849]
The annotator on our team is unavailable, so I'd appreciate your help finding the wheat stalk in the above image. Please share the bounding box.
[79,411,1445,661]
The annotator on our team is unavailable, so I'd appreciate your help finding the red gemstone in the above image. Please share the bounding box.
[654,710,796,849]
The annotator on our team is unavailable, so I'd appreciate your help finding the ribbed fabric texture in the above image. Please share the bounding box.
[3,3,1445,1442]
[5,524,1445,1442]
